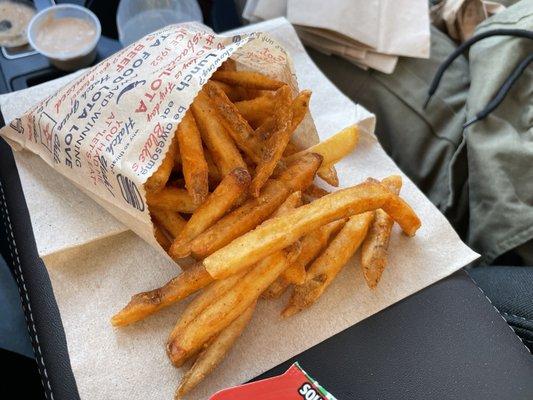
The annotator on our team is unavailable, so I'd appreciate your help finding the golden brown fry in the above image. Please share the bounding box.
[177,111,209,205]
[150,208,187,238]
[212,81,247,102]
[111,263,213,327]
[304,184,330,200]
[168,249,289,366]
[234,96,275,126]
[169,168,251,259]
[190,179,288,259]
[168,198,297,366]
[290,90,312,130]
[218,58,237,71]
[154,224,172,251]
[175,302,255,399]
[192,91,247,177]
[273,191,302,216]
[146,187,197,213]
[263,218,345,299]
[250,86,294,196]
[204,147,222,188]
[167,270,247,347]
[190,154,321,259]
[203,81,262,163]
[286,125,359,187]
[212,70,285,90]
[282,212,374,317]
[202,179,421,279]
[283,140,302,157]
[361,175,403,288]
[145,140,176,192]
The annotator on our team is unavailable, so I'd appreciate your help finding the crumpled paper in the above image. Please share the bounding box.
[431,0,506,42]
[0,17,478,400]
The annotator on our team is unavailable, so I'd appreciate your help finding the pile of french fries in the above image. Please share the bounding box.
[111,59,421,398]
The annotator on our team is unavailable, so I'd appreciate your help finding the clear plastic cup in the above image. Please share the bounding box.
[117,0,203,47]
[27,4,101,71]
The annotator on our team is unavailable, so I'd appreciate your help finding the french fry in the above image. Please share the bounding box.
[190,154,321,259]
[250,86,294,196]
[175,302,256,399]
[285,125,359,187]
[145,139,176,192]
[218,58,236,71]
[150,208,187,238]
[289,90,312,130]
[192,91,247,177]
[146,187,197,213]
[273,191,302,215]
[177,111,209,205]
[282,212,375,317]
[212,70,285,90]
[154,224,172,251]
[169,168,251,259]
[167,270,247,347]
[361,175,403,288]
[263,218,345,299]
[111,263,213,327]
[203,81,262,163]
[304,184,330,200]
[234,95,275,126]
[168,196,298,366]
[212,81,247,102]
[204,148,222,186]
[202,179,421,279]
[168,249,289,366]
[283,140,302,157]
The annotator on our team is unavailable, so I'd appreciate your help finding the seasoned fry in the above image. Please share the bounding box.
[111,263,213,327]
[203,81,262,163]
[192,91,247,177]
[234,95,275,126]
[273,191,302,215]
[202,180,421,279]
[251,86,294,196]
[167,270,247,347]
[204,148,222,186]
[286,125,359,187]
[168,198,297,366]
[177,111,209,205]
[304,184,330,200]
[289,90,312,130]
[212,70,285,90]
[263,218,345,299]
[150,208,187,238]
[145,140,176,192]
[212,81,247,102]
[169,168,251,259]
[361,175,403,288]
[190,154,321,259]
[283,140,302,157]
[168,250,289,366]
[154,224,172,251]
[218,58,236,71]
[175,302,255,399]
[282,212,374,317]
[146,187,197,213]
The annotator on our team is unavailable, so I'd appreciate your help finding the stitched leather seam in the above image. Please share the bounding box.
[466,270,532,355]
[0,181,54,400]
[502,312,532,324]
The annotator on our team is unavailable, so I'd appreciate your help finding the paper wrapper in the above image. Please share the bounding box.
[0,21,319,263]
[0,18,478,400]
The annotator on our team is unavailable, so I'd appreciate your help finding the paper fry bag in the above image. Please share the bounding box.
[0,22,317,261]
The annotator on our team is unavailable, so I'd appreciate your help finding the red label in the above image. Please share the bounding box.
[210,364,330,400]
